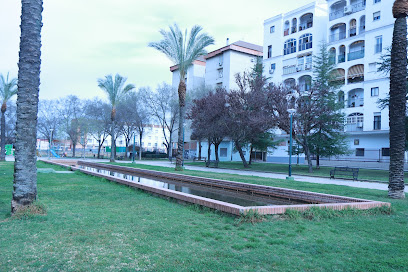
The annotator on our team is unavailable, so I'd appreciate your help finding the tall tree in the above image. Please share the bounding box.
[0,73,18,161]
[146,83,178,159]
[12,0,43,213]
[97,74,135,162]
[388,0,407,199]
[37,99,61,146]
[149,24,214,170]
[310,42,348,168]
[59,96,84,157]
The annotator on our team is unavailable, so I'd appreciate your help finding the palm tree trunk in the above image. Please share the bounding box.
[389,16,407,199]
[12,0,43,213]
[175,80,186,170]
[110,120,115,162]
[0,109,6,161]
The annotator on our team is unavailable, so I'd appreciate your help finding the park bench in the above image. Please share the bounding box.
[330,166,359,181]
[206,160,219,168]
[193,156,207,162]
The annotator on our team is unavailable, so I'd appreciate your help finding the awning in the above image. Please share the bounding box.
[348,65,364,78]
[331,69,345,80]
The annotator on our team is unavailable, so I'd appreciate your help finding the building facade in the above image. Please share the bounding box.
[263,0,393,163]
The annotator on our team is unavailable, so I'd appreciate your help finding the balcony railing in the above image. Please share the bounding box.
[329,31,346,42]
[349,28,356,37]
[329,1,366,21]
[347,98,364,108]
[348,49,365,61]
[291,26,297,34]
[284,47,296,55]
[346,123,364,132]
[329,56,336,64]
[283,65,296,75]
[359,26,365,34]
[338,54,346,63]
[284,29,289,36]
[299,21,313,32]
[348,76,364,84]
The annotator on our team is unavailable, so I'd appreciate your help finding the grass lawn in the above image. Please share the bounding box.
[0,161,407,271]
[185,161,408,183]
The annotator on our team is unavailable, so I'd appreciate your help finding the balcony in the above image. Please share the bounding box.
[299,42,312,51]
[346,123,363,132]
[329,31,346,42]
[291,26,297,34]
[329,56,336,64]
[348,50,365,61]
[283,65,296,75]
[359,26,365,34]
[347,98,364,108]
[299,21,313,32]
[284,29,289,36]
[349,28,356,37]
[338,54,346,63]
[329,1,366,21]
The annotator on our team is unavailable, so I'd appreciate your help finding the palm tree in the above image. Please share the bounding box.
[12,0,43,214]
[98,74,135,162]
[0,73,17,161]
[149,24,214,170]
[388,0,407,199]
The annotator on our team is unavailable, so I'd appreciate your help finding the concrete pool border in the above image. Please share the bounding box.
[42,160,390,215]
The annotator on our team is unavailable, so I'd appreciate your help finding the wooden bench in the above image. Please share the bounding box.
[206,160,219,168]
[193,156,207,162]
[330,167,359,181]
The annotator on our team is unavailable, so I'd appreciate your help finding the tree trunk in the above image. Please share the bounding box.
[235,141,249,168]
[0,109,6,161]
[303,137,313,173]
[72,143,76,157]
[214,142,220,168]
[206,139,211,167]
[175,80,186,171]
[249,144,254,165]
[97,140,101,159]
[110,119,115,162]
[139,133,143,160]
[168,131,172,160]
[389,16,407,199]
[316,153,320,169]
[12,0,43,214]
[198,140,202,160]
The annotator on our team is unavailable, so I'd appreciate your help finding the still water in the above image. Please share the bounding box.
[82,166,306,207]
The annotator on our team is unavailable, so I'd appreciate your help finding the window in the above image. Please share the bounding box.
[354,139,360,145]
[284,39,296,55]
[220,148,228,157]
[374,0,381,3]
[299,33,312,51]
[375,36,382,53]
[356,148,365,156]
[382,148,390,156]
[267,45,272,58]
[270,26,275,33]
[373,11,381,21]
[148,143,151,147]
[374,112,381,130]
[371,87,379,96]
[218,68,223,78]
[271,63,276,70]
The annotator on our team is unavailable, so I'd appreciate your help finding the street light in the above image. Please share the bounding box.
[286,109,296,180]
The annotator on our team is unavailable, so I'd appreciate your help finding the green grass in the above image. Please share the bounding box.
[0,161,407,271]
[185,161,408,183]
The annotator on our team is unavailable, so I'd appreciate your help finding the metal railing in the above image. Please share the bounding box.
[283,65,296,75]
[338,54,346,63]
[329,1,366,21]
[329,31,346,42]
[348,49,365,61]
[298,21,313,32]
[299,42,312,51]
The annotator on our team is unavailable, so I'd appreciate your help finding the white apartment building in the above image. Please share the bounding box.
[170,40,263,161]
[263,0,393,163]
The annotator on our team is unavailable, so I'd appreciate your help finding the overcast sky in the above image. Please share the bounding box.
[0,0,313,100]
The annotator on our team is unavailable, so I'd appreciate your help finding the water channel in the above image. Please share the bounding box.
[82,166,309,207]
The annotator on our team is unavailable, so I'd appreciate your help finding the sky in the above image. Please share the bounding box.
[0,0,314,100]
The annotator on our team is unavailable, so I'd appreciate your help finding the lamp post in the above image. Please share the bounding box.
[286,109,296,180]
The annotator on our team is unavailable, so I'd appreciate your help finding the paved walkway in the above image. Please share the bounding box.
[114,160,408,193]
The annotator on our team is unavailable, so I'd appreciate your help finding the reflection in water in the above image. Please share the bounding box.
[83,166,306,207]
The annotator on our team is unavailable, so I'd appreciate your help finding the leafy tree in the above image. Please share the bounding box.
[37,99,61,145]
[97,74,135,162]
[249,132,278,164]
[0,73,17,161]
[189,88,229,167]
[12,0,43,214]
[310,42,349,168]
[388,0,407,199]
[149,24,214,170]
